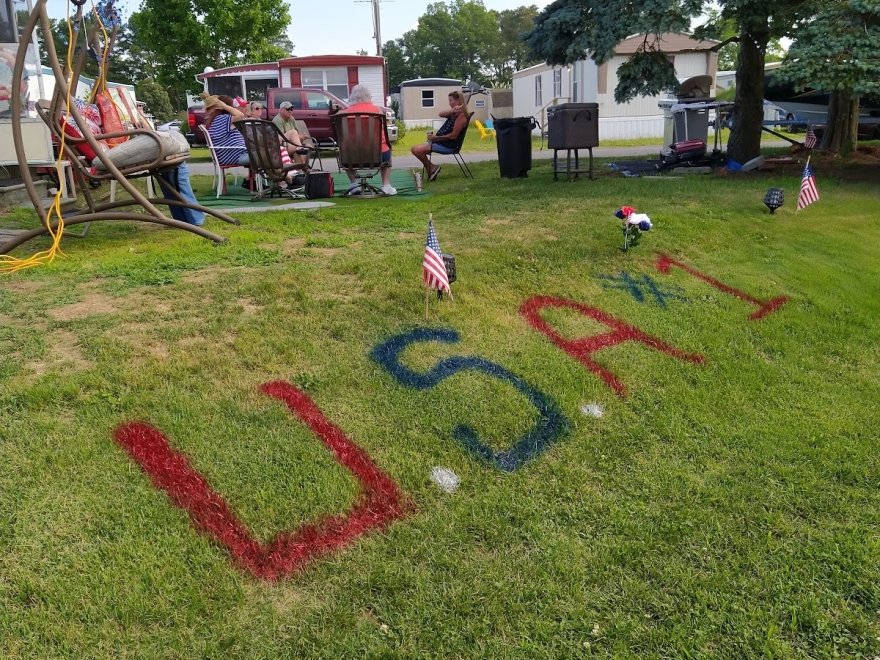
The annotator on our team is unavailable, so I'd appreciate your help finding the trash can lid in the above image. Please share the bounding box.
[494,116,537,128]
[549,103,599,111]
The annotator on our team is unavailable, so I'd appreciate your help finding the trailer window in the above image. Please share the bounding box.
[207,77,243,99]
[245,78,277,102]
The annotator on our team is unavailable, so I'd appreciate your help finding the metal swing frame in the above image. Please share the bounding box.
[3,0,239,256]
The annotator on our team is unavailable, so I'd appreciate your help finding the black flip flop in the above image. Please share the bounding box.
[429,165,441,181]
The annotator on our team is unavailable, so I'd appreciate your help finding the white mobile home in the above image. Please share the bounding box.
[512,33,719,139]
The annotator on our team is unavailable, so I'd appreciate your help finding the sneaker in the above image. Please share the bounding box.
[346,183,362,196]
[381,184,397,196]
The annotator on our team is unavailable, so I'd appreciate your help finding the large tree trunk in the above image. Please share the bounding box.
[728,26,769,164]
[821,91,858,155]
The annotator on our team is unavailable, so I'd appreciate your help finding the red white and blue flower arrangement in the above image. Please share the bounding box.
[614,206,652,251]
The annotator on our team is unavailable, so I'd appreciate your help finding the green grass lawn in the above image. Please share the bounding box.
[1,158,879,657]
[186,126,805,164]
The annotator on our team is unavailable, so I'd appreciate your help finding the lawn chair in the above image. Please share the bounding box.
[235,119,310,200]
[474,119,495,140]
[199,124,249,197]
[332,112,390,197]
[4,0,237,256]
[427,112,474,179]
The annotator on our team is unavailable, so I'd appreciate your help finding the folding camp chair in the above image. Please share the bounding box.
[426,112,474,180]
[235,119,311,200]
[332,112,391,197]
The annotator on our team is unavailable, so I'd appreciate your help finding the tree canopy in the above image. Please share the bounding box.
[135,77,173,121]
[383,1,541,88]
[525,0,818,162]
[777,0,880,153]
[700,8,785,71]
[780,0,880,97]
[128,0,290,107]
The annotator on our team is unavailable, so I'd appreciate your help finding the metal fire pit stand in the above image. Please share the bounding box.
[552,148,593,181]
[547,103,598,181]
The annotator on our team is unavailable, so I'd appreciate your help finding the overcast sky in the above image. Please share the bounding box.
[44,0,553,57]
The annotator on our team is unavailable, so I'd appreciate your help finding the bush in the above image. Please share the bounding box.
[395,119,406,141]
[136,78,174,123]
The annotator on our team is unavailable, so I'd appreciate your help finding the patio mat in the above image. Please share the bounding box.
[195,191,295,209]
[330,169,428,196]
[196,168,426,209]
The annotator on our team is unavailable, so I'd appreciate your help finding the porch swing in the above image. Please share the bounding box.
[2,0,240,261]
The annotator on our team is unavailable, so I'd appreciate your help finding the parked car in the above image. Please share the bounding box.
[185,88,398,146]
[156,120,182,132]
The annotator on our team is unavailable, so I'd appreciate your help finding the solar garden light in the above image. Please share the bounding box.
[438,253,456,299]
[764,187,784,214]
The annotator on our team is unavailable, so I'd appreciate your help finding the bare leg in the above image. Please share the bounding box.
[283,129,306,164]
[410,142,438,176]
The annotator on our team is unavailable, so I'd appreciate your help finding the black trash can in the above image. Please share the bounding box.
[495,116,537,178]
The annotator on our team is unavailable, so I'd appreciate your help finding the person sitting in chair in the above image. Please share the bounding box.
[273,101,309,165]
[203,93,248,167]
[338,84,396,196]
[410,90,469,182]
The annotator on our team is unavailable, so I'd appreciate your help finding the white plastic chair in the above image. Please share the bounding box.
[199,125,250,197]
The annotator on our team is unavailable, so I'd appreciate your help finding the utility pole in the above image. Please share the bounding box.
[372,0,382,57]
[356,0,386,56]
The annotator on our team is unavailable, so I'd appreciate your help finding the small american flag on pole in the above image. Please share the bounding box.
[804,127,818,149]
[423,215,452,297]
[797,158,819,210]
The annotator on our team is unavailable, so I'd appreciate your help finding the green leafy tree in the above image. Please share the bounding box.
[489,6,542,86]
[111,22,159,85]
[701,9,785,71]
[407,2,461,80]
[777,0,880,154]
[384,2,541,88]
[129,0,290,108]
[525,0,817,163]
[383,37,416,88]
[250,34,295,62]
[135,77,173,121]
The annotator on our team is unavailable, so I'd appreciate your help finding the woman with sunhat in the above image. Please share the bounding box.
[202,93,248,167]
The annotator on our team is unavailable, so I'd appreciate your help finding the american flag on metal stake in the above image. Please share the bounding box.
[804,127,818,150]
[797,157,819,210]
[423,214,452,299]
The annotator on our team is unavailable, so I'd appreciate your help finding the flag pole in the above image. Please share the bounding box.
[425,213,433,318]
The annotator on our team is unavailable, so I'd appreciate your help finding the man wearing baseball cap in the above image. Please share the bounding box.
[273,101,308,164]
